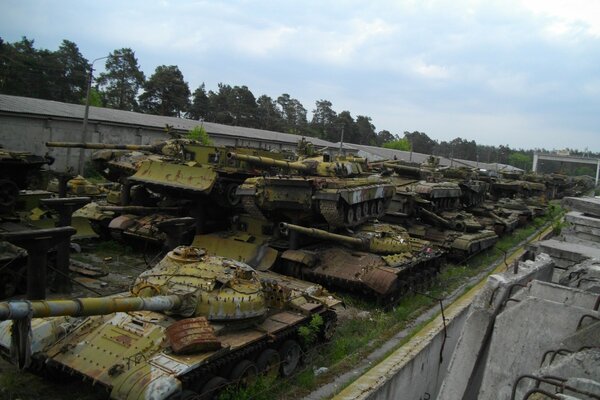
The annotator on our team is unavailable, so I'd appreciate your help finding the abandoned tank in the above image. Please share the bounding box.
[47,140,286,209]
[277,222,443,305]
[0,246,339,400]
[228,151,395,228]
[382,178,498,260]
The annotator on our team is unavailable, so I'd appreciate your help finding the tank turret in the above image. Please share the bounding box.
[0,246,339,400]
[280,222,421,255]
[227,151,365,177]
[229,150,395,228]
[277,222,442,304]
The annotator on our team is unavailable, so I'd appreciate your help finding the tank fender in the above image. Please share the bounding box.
[0,316,75,355]
[281,249,317,267]
[110,361,182,400]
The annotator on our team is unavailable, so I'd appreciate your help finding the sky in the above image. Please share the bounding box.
[2,0,600,152]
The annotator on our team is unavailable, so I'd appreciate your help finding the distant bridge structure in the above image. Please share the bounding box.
[532,152,600,185]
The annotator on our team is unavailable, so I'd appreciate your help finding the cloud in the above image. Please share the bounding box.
[410,58,451,79]
[519,0,600,38]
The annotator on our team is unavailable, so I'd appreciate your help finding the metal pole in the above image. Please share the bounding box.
[78,62,95,175]
[596,159,599,186]
[339,125,344,155]
[77,55,119,175]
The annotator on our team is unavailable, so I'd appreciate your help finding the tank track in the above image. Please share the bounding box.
[319,199,386,228]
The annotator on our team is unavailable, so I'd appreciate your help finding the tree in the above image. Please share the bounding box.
[335,111,358,144]
[403,131,436,154]
[256,94,284,131]
[228,85,258,127]
[53,40,88,104]
[375,130,395,146]
[277,93,307,134]
[383,136,411,151]
[355,115,376,145]
[310,100,337,139]
[96,48,145,111]
[139,65,190,116]
[188,83,210,120]
[508,152,532,171]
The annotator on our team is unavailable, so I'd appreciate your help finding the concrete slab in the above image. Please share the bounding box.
[565,211,600,229]
[534,239,600,265]
[523,280,600,310]
[436,254,554,400]
[514,348,600,399]
[477,297,600,400]
[563,197,600,218]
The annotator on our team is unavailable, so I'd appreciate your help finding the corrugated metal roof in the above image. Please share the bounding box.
[343,142,523,172]
[0,94,523,172]
[0,94,334,147]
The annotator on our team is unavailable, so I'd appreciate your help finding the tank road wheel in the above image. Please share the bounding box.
[230,359,258,387]
[362,202,370,218]
[320,312,337,341]
[279,339,301,377]
[354,204,362,222]
[346,206,355,224]
[376,200,384,216]
[225,183,241,207]
[369,200,377,216]
[198,376,228,400]
[256,348,281,381]
[0,179,18,208]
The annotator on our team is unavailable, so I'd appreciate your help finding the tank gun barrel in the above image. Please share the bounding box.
[46,142,158,152]
[280,222,367,248]
[383,162,431,178]
[98,205,184,215]
[227,152,311,172]
[418,207,452,229]
[0,295,183,320]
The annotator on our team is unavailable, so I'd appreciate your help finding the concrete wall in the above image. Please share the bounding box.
[365,307,469,400]
[0,113,293,173]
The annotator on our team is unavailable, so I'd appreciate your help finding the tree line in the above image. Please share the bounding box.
[1,37,598,176]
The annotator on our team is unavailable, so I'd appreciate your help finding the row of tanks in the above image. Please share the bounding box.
[0,137,594,400]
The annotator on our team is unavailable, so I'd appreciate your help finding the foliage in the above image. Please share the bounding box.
[139,65,190,116]
[508,151,532,171]
[0,37,88,103]
[4,37,600,161]
[298,313,323,346]
[96,48,145,111]
[187,125,212,145]
[383,137,411,151]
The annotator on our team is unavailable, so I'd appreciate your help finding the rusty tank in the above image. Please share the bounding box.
[228,152,395,228]
[0,146,53,210]
[276,222,442,304]
[382,179,497,260]
[46,140,285,210]
[0,246,340,400]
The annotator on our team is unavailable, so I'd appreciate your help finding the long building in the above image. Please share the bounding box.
[0,94,520,173]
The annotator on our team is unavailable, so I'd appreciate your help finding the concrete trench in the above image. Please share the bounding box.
[326,200,600,400]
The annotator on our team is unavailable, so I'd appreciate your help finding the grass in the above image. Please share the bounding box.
[220,204,565,400]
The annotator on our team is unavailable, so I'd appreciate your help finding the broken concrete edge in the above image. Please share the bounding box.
[436,253,555,400]
[331,223,557,400]
[562,196,600,219]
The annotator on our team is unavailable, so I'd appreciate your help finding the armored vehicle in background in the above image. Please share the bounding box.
[229,152,395,228]
[381,178,497,260]
[0,246,339,400]
[277,222,442,304]
[47,140,285,209]
[0,147,53,210]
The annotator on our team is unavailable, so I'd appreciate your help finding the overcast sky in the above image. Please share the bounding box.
[2,0,600,151]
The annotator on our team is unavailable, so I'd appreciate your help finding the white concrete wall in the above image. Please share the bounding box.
[0,114,295,173]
